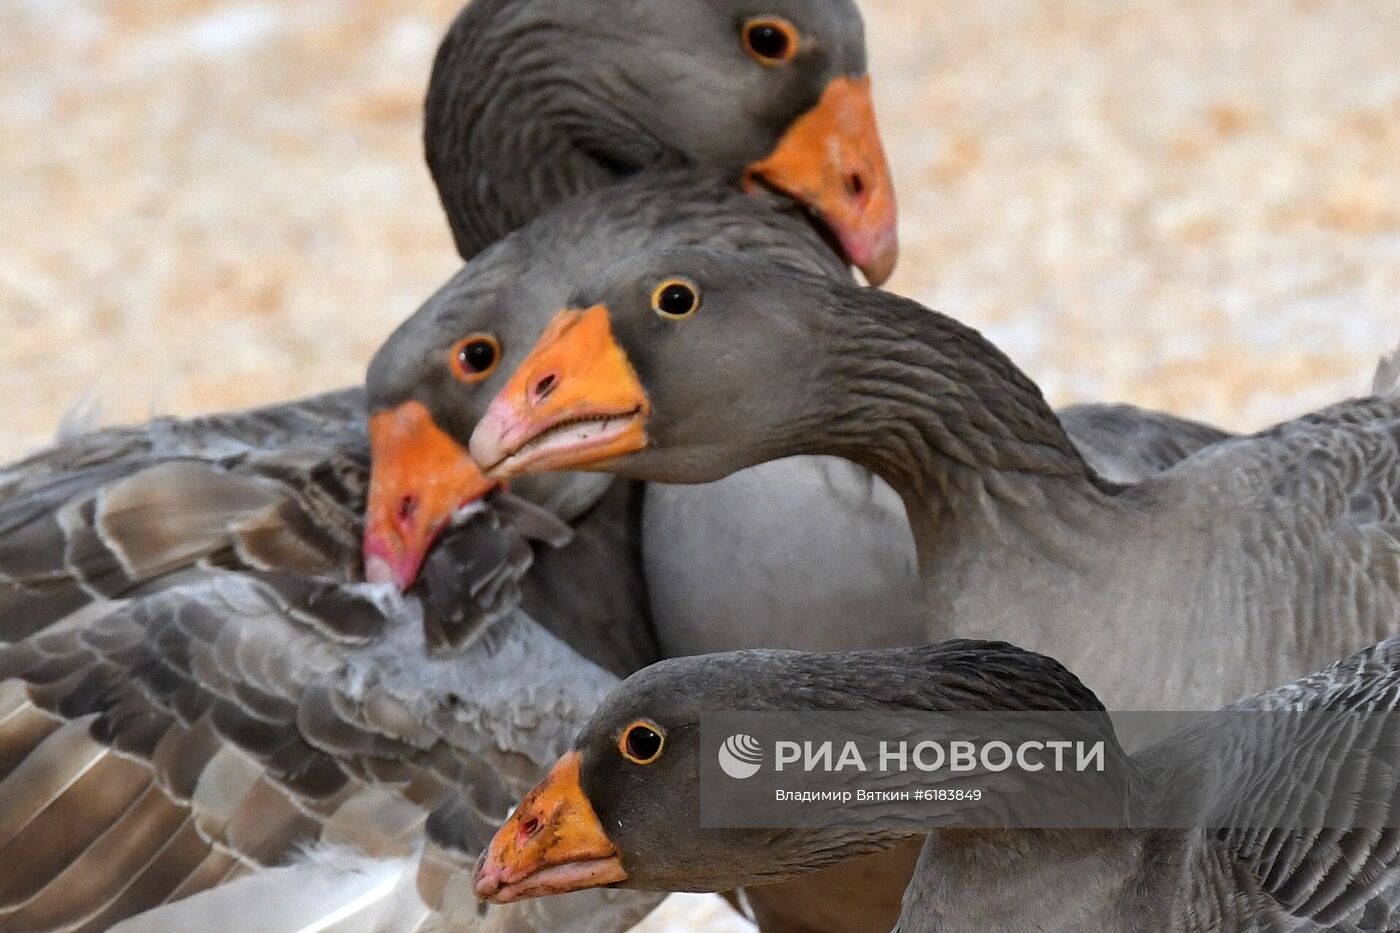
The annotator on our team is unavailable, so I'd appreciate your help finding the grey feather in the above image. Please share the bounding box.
[1373,343,1400,398]
[902,638,1400,932]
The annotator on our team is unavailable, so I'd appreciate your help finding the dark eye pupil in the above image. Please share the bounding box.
[626,726,662,761]
[658,286,696,316]
[748,24,789,59]
[460,340,496,373]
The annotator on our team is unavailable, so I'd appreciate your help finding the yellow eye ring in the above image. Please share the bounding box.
[650,278,701,320]
[450,334,501,384]
[618,720,667,765]
[742,17,800,65]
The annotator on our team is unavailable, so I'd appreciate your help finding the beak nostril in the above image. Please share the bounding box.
[846,172,867,200]
[533,373,557,402]
[397,495,418,526]
[520,817,540,838]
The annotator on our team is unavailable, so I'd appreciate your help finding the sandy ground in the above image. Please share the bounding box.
[2,0,1399,929]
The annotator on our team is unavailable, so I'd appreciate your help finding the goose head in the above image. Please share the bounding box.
[428,0,898,282]
[470,245,1094,501]
[365,186,845,588]
[469,247,862,487]
[471,641,1119,901]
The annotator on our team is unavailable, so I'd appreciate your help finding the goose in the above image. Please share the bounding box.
[423,0,897,280]
[466,246,1400,715]
[469,636,1400,931]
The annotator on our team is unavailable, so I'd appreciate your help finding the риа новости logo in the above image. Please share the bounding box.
[718,733,763,779]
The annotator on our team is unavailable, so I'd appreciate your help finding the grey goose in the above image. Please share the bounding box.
[467,246,1400,716]
[472,636,1400,931]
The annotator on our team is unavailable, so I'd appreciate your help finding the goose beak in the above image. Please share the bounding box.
[474,751,627,902]
[745,75,899,286]
[364,400,496,589]
[470,305,649,480]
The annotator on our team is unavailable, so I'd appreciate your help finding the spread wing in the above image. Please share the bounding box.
[0,400,660,931]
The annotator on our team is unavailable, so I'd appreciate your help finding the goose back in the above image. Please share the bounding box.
[927,393,1400,711]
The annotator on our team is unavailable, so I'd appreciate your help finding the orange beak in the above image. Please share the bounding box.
[364,400,497,589]
[470,306,649,481]
[474,751,627,903]
[745,75,899,285]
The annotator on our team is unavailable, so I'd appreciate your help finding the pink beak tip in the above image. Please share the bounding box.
[364,553,397,585]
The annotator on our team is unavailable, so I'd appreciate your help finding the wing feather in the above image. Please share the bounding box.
[0,395,660,929]
[1176,638,1400,926]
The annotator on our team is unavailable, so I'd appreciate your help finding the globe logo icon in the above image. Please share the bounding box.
[718,733,763,779]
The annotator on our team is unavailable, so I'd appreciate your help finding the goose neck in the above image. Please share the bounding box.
[800,293,1131,568]
[426,0,657,258]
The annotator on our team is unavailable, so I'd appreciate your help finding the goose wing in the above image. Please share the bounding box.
[0,406,659,930]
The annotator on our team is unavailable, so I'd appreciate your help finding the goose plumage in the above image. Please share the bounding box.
[0,435,652,930]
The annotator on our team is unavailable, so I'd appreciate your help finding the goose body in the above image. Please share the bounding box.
[642,400,1231,659]
[912,393,1400,710]
[474,637,1400,931]
[645,404,1230,659]
[469,248,1400,714]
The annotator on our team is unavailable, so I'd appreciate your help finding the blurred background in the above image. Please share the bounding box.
[1,0,1398,927]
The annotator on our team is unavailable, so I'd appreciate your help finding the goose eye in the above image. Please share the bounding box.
[619,720,666,765]
[742,17,799,65]
[450,334,501,384]
[650,278,701,320]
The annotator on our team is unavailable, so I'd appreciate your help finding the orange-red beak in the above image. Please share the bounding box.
[470,306,649,481]
[364,400,497,589]
[745,75,899,285]
[474,751,627,903]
